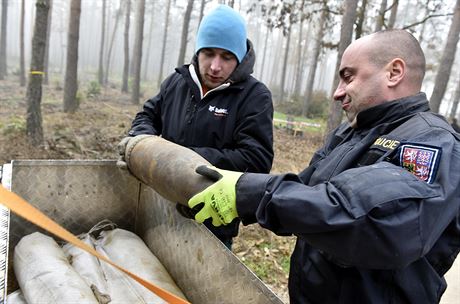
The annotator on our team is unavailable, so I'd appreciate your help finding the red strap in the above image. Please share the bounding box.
[0,185,190,304]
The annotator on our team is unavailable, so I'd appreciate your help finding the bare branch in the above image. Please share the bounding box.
[402,13,453,30]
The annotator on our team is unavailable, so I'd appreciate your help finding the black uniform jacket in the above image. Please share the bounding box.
[129,41,274,239]
[236,93,460,303]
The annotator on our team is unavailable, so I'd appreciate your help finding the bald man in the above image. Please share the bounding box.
[187,30,460,303]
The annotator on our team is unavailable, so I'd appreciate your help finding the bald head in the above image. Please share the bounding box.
[363,30,426,90]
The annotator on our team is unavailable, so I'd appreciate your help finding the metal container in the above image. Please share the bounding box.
[0,160,283,304]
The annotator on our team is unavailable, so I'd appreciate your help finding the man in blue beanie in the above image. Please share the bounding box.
[117,5,274,249]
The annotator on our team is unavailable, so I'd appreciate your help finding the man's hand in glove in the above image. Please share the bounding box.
[188,166,243,227]
[116,136,132,170]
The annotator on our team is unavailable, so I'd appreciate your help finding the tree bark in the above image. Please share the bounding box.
[43,0,53,85]
[259,26,270,83]
[430,0,460,113]
[98,0,106,85]
[374,0,388,32]
[293,1,306,98]
[19,0,26,86]
[158,0,172,88]
[449,74,460,121]
[387,0,399,29]
[63,0,82,113]
[26,0,50,147]
[177,0,194,66]
[131,0,145,104]
[0,0,8,79]
[355,0,367,39]
[104,2,122,85]
[303,6,327,117]
[326,0,359,134]
[279,22,292,104]
[198,0,205,25]
[142,1,155,81]
[122,0,131,93]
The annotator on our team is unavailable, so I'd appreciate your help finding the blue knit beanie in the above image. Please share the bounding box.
[195,5,247,63]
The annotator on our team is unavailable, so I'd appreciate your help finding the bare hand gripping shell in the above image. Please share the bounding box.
[124,135,214,206]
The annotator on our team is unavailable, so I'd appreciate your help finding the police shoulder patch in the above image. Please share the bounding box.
[399,144,441,184]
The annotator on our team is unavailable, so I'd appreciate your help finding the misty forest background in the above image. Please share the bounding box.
[0,0,460,146]
[1,1,460,302]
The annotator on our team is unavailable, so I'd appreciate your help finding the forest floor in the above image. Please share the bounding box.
[0,78,324,302]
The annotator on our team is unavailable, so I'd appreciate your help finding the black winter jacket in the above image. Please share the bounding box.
[129,41,274,239]
[236,93,460,303]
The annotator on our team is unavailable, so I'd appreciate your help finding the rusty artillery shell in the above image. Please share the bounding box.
[124,135,214,206]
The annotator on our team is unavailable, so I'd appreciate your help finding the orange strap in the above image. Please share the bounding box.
[0,185,190,304]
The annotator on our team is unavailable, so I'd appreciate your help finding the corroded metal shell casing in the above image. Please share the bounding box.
[124,135,213,206]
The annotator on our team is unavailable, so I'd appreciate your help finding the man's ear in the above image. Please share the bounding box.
[386,58,405,87]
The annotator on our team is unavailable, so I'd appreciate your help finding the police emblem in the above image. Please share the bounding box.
[400,144,441,184]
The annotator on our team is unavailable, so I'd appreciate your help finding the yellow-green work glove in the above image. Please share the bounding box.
[188,166,243,227]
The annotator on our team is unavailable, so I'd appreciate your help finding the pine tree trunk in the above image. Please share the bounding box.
[387,0,399,29]
[158,0,172,88]
[355,0,367,39]
[259,27,270,83]
[142,1,155,81]
[430,0,460,113]
[327,0,359,134]
[374,0,388,32]
[131,0,145,104]
[293,12,306,97]
[19,0,26,86]
[449,74,460,121]
[177,0,194,66]
[43,0,53,85]
[303,7,327,117]
[122,0,131,93]
[63,0,82,113]
[98,0,106,85]
[279,22,292,104]
[26,0,50,147]
[0,0,8,79]
[198,0,205,25]
[104,2,122,85]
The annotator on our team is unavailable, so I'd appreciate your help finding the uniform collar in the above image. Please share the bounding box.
[355,93,430,129]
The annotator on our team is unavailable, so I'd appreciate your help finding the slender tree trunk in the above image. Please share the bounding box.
[303,7,326,117]
[98,0,106,85]
[449,74,460,121]
[26,0,50,146]
[131,0,145,104]
[294,18,309,97]
[63,0,82,113]
[259,26,270,83]
[279,22,292,104]
[122,0,131,92]
[142,1,154,81]
[355,0,367,39]
[430,0,460,113]
[158,0,172,88]
[387,0,399,29]
[198,0,205,25]
[327,0,359,133]
[104,2,122,85]
[43,0,53,85]
[374,0,388,32]
[177,0,194,66]
[19,0,26,86]
[0,0,8,79]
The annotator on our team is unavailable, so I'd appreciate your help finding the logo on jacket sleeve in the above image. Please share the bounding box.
[399,144,441,184]
[208,105,229,117]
